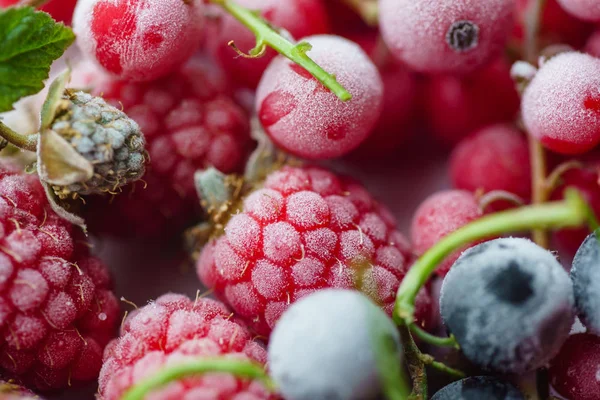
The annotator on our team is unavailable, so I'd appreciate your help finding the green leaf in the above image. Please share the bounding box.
[0,7,75,112]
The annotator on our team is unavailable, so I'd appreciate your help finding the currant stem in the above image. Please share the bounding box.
[121,358,276,400]
[417,353,466,379]
[209,0,352,101]
[0,122,37,152]
[410,324,459,349]
[341,0,379,26]
[17,0,50,8]
[530,136,550,248]
[394,190,591,325]
[400,325,428,400]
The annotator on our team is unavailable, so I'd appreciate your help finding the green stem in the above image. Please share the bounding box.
[342,0,379,26]
[210,0,352,101]
[417,353,466,379]
[394,189,591,325]
[399,326,427,400]
[17,0,50,8]
[0,122,37,152]
[530,136,550,248]
[410,324,459,349]
[121,358,276,400]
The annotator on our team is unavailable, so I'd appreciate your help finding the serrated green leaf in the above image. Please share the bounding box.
[0,7,75,112]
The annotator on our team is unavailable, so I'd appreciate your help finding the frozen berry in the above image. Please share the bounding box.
[571,231,600,334]
[549,333,600,400]
[423,58,520,145]
[268,289,400,400]
[256,35,383,159]
[73,0,204,81]
[99,294,274,400]
[196,165,423,335]
[411,190,483,276]
[522,52,600,155]
[0,159,119,390]
[0,381,40,399]
[450,124,531,200]
[556,0,600,22]
[71,58,250,238]
[585,29,600,57]
[208,0,330,89]
[440,238,575,374]
[379,0,515,73]
[432,376,524,400]
[0,0,77,24]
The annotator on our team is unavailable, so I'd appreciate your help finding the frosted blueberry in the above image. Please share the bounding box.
[440,238,575,374]
[432,376,524,400]
[268,289,401,400]
[571,231,600,334]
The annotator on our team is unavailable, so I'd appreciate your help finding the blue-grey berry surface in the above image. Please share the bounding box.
[571,230,600,334]
[440,237,575,374]
[51,91,146,197]
[268,289,401,400]
[431,376,525,400]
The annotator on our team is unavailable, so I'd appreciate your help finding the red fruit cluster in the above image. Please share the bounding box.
[197,166,433,335]
[0,160,118,390]
[99,294,275,400]
[72,58,250,238]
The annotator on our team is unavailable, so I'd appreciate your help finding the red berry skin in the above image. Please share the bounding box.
[549,333,600,400]
[556,0,600,22]
[0,160,119,391]
[522,52,600,155]
[514,0,594,49]
[197,166,424,336]
[411,190,483,276]
[256,35,383,160]
[72,58,250,238]
[585,30,600,57]
[551,166,600,255]
[73,0,204,81]
[450,124,531,200]
[99,294,275,400]
[423,58,520,145]
[379,0,515,74]
[208,0,330,89]
[0,0,77,24]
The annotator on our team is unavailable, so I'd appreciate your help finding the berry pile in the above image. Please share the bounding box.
[1,0,600,399]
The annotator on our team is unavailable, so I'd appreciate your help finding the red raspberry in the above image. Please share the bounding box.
[0,381,39,399]
[99,294,275,400]
[72,58,251,238]
[0,160,119,391]
[73,0,204,81]
[0,0,77,24]
[450,124,531,200]
[197,166,432,336]
[411,190,484,276]
[207,0,330,89]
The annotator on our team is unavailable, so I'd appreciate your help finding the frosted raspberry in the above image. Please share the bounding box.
[0,0,77,24]
[73,0,204,81]
[450,124,531,200]
[208,0,330,89]
[522,52,600,155]
[99,294,275,400]
[0,381,40,399]
[556,0,600,22]
[196,166,428,336]
[411,190,484,276]
[0,160,119,390]
[379,0,515,73]
[423,57,520,144]
[255,35,383,160]
[71,58,250,238]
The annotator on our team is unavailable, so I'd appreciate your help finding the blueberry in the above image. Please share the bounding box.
[440,238,575,374]
[571,230,600,334]
[268,289,401,400]
[432,376,525,400]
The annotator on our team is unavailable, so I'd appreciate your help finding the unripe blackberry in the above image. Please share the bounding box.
[48,91,146,199]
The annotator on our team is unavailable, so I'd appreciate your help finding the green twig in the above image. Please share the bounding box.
[0,121,37,152]
[121,358,276,400]
[399,325,427,400]
[394,190,592,325]
[410,324,459,349]
[210,0,352,101]
[417,353,466,379]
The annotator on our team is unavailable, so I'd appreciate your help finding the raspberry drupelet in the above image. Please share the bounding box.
[71,58,251,238]
[99,293,276,400]
[0,160,119,390]
[196,166,433,336]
